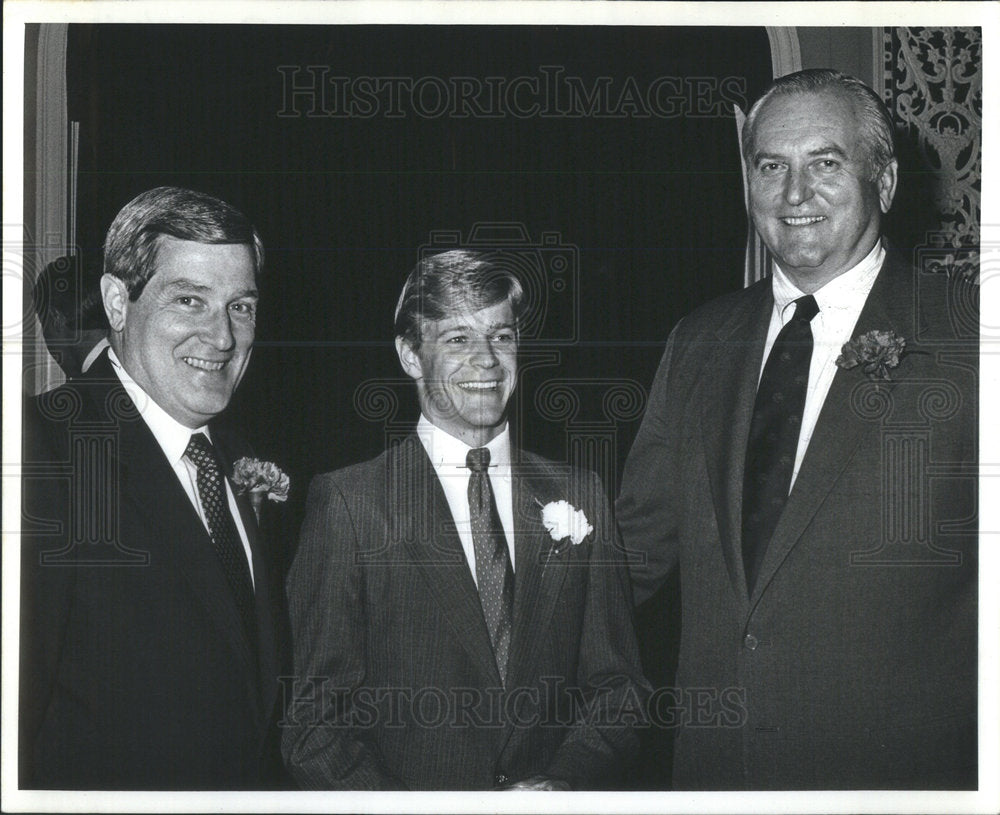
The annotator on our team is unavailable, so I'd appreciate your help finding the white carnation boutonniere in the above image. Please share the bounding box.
[232,457,290,520]
[537,499,593,552]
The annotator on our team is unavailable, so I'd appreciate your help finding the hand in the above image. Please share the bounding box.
[497,775,571,791]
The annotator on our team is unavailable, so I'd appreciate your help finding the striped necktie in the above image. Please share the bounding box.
[467,446,514,683]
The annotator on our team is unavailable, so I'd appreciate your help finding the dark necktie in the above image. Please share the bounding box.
[467,447,514,684]
[742,294,819,592]
[185,433,258,651]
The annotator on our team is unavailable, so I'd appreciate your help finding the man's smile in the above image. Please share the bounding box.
[457,380,502,391]
[780,216,827,226]
[183,356,229,372]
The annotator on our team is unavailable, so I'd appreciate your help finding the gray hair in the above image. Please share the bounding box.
[103,186,264,301]
[742,68,896,181]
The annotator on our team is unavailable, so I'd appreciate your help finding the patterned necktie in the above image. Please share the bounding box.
[742,294,819,592]
[467,447,514,684]
[185,433,258,651]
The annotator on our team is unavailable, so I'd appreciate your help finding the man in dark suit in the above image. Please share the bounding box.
[282,249,648,790]
[20,187,287,789]
[32,255,109,380]
[617,69,977,789]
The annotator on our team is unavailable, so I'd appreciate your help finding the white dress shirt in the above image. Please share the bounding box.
[107,348,255,586]
[416,415,515,586]
[762,240,885,489]
[81,336,111,374]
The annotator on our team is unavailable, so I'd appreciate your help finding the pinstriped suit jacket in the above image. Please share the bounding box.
[282,434,648,789]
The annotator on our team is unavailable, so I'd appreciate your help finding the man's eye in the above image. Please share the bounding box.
[492,332,514,343]
[231,301,256,316]
[816,159,841,171]
[446,336,466,344]
[176,295,199,307]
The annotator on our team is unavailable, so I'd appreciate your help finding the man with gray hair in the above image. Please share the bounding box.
[282,249,648,790]
[20,187,286,789]
[618,69,977,788]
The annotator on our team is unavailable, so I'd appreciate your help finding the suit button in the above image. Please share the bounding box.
[744,633,759,651]
[495,774,509,786]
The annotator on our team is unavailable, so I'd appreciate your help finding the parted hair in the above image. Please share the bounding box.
[742,68,896,181]
[394,249,526,349]
[103,186,264,301]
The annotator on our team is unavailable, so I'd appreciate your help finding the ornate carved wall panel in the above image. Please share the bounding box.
[882,27,981,281]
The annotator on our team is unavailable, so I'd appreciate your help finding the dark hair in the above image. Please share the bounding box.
[33,255,108,335]
[394,249,526,349]
[103,186,264,300]
[742,68,896,181]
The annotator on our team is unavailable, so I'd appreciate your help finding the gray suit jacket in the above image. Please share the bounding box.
[282,434,647,789]
[617,251,978,789]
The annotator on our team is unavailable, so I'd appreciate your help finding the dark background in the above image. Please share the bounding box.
[65,23,775,788]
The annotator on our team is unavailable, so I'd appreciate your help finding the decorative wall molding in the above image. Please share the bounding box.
[30,23,71,394]
[766,27,803,80]
[881,27,981,281]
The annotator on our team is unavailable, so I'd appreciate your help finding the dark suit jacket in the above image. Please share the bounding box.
[617,251,978,789]
[19,353,287,789]
[281,434,648,790]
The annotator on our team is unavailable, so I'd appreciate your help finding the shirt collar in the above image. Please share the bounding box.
[771,239,885,319]
[107,347,209,466]
[416,414,510,471]
[81,336,111,374]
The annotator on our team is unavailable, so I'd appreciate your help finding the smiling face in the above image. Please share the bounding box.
[396,300,517,447]
[102,236,258,428]
[748,89,897,293]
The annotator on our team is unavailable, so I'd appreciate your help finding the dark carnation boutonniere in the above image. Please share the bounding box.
[835,329,907,381]
[232,457,290,519]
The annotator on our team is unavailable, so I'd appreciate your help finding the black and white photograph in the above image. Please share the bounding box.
[2,1,997,812]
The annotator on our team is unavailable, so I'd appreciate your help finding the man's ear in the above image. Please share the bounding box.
[877,157,898,214]
[395,336,422,381]
[100,274,129,333]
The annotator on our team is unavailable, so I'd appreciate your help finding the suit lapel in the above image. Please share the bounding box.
[115,414,261,697]
[750,257,914,606]
[497,453,571,757]
[83,356,261,712]
[507,456,570,690]
[698,282,774,605]
[213,429,277,711]
[396,437,503,687]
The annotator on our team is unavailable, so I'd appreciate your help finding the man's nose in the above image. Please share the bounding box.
[783,167,814,206]
[469,340,499,367]
[200,308,236,350]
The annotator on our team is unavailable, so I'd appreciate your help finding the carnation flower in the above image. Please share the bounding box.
[539,500,593,548]
[836,330,907,381]
[232,457,290,517]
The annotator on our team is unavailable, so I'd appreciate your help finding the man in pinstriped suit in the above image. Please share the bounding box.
[282,249,648,790]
